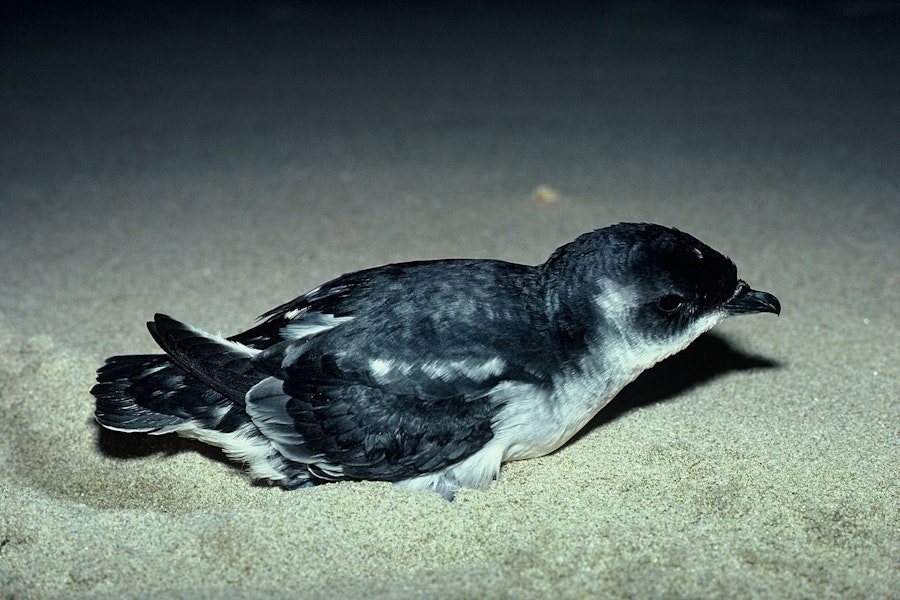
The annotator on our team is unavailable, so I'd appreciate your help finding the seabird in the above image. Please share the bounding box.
[92,222,780,498]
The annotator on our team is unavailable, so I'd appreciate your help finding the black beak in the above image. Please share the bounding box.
[725,280,781,316]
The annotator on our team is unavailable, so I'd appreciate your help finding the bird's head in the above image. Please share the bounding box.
[541,223,780,372]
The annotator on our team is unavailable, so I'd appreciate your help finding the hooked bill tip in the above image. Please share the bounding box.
[726,281,781,316]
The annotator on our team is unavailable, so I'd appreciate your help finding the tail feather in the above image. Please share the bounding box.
[92,354,236,433]
[147,313,265,404]
[91,318,314,488]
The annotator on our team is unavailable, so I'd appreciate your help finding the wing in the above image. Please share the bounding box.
[247,331,542,483]
[245,357,503,482]
[239,260,555,482]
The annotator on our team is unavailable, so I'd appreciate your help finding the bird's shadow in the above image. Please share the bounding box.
[96,421,232,465]
[574,332,782,439]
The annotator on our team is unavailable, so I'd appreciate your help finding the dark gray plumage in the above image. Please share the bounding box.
[92,223,780,498]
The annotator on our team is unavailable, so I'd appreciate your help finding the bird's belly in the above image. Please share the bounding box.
[490,376,622,463]
[501,406,606,462]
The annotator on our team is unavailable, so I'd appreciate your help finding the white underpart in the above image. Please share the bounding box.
[505,305,724,465]
[127,399,289,483]
[172,420,290,483]
[394,441,506,497]
[398,287,729,496]
[594,283,726,381]
[394,380,551,496]
[368,357,506,384]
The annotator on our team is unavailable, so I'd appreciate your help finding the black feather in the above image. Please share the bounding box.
[148,314,268,404]
[92,354,244,433]
[277,382,500,481]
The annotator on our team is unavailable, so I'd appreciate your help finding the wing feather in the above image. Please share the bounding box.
[239,259,554,482]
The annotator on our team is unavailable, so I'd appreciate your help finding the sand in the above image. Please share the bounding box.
[1,2,897,598]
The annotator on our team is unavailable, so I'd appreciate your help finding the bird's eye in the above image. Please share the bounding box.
[655,294,685,313]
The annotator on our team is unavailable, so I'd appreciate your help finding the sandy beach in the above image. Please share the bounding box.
[1,2,897,598]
